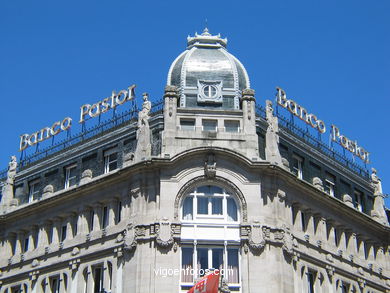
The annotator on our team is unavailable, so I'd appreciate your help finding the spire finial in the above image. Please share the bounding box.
[202,19,211,36]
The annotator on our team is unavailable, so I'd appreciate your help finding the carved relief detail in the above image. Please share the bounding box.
[156,218,174,248]
[248,221,265,251]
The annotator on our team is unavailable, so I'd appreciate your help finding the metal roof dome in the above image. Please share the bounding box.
[167,29,250,109]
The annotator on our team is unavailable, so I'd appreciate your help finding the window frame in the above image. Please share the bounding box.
[202,119,218,132]
[180,244,241,288]
[64,163,77,189]
[104,148,118,174]
[224,120,240,133]
[292,154,303,179]
[28,179,40,203]
[181,186,239,223]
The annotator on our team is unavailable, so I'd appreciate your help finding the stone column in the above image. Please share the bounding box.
[64,216,71,241]
[93,205,101,231]
[52,219,61,246]
[78,209,89,235]
[103,260,111,291]
[108,201,116,227]
[162,85,179,156]
[242,89,256,134]
[15,231,23,255]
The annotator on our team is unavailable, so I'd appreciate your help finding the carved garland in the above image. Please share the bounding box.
[174,175,248,222]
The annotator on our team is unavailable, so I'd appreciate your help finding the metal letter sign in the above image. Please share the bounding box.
[276,87,369,163]
[18,85,136,152]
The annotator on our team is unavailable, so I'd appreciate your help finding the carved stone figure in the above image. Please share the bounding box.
[371,168,383,195]
[6,156,17,185]
[265,100,283,165]
[312,177,324,191]
[135,93,152,161]
[204,153,216,178]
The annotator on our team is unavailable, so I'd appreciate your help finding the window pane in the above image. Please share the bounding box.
[180,119,195,130]
[182,197,193,220]
[227,198,238,221]
[197,248,208,276]
[181,247,193,283]
[227,249,239,283]
[225,120,240,132]
[212,248,223,270]
[197,186,210,194]
[211,198,222,215]
[202,120,217,131]
[197,197,208,214]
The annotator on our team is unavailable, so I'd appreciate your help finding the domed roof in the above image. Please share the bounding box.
[167,29,250,109]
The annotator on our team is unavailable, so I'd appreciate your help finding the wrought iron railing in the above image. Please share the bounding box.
[255,104,369,178]
[16,99,164,171]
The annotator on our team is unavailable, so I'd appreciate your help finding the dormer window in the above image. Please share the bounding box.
[197,80,223,104]
[203,85,217,98]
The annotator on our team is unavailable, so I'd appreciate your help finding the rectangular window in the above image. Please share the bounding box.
[181,247,194,283]
[89,210,95,232]
[307,271,315,293]
[292,155,303,179]
[28,179,40,203]
[224,120,240,133]
[104,148,118,173]
[181,246,240,286]
[324,172,336,197]
[50,276,61,293]
[116,201,122,224]
[202,120,217,132]
[23,236,29,253]
[93,266,104,293]
[60,225,67,242]
[301,211,306,231]
[102,206,109,229]
[64,164,77,188]
[182,197,193,220]
[180,119,195,131]
[197,197,208,214]
[354,189,365,212]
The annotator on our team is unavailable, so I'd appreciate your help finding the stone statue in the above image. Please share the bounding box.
[265,100,283,165]
[6,156,17,185]
[371,168,383,195]
[370,168,388,225]
[135,93,152,161]
[137,93,152,130]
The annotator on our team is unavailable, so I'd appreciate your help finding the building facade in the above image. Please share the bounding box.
[0,29,389,293]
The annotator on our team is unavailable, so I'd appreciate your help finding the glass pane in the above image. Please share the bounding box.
[197,197,208,214]
[211,198,222,215]
[212,248,223,271]
[227,249,239,283]
[197,186,210,194]
[197,248,208,276]
[225,120,239,132]
[227,198,238,221]
[182,197,193,220]
[202,120,217,131]
[181,247,193,283]
[210,186,223,194]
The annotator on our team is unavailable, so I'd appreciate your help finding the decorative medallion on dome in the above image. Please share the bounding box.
[167,29,250,110]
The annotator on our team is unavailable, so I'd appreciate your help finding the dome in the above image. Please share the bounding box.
[167,29,250,109]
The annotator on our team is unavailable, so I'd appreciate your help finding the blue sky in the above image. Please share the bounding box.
[1,0,389,206]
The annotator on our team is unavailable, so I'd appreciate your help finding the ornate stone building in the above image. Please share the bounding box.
[0,29,389,293]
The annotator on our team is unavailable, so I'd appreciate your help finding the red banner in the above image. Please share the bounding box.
[187,271,220,293]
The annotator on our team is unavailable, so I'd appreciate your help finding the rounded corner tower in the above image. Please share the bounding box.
[167,28,251,110]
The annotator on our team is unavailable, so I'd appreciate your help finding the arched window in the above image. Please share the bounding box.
[181,185,238,222]
[180,185,241,291]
